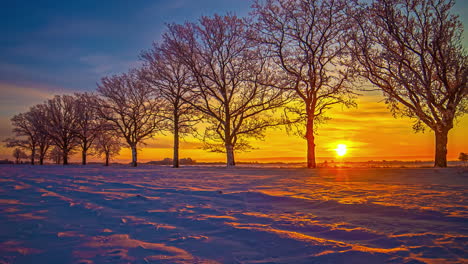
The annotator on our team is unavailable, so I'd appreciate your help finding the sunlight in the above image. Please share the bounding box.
[335,144,347,157]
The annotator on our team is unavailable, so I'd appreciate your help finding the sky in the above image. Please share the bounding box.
[0,0,467,163]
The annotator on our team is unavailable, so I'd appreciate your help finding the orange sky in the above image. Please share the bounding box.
[129,91,467,163]
[93,92,468,163]
[1,81,467,164]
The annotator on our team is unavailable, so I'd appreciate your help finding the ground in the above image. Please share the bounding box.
[0,165,467,263]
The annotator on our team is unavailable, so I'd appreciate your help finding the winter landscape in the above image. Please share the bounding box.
[1,165,467,263]
[1,0,468,263]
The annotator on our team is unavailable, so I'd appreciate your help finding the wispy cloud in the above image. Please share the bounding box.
[79,54,141,76]
[0,82,60,154]
[0,82,57,114]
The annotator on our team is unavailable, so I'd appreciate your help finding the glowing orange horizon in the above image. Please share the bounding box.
[0,92,467,164]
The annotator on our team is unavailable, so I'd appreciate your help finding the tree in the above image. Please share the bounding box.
[4,138,29,159]
[350,0,467,167]
[252,0,357,168]
[459,152,468,167]
[40,95,80,165]
[163,14,287,167]
[48,147,63,165]
[28,105,52,165]
[12,148,28,164]
[7,111,39,165]
[97,70,166,167]
[141,41,200,168]
[93,128,123,166]
[74,93,106,165]
[5,105,51,165]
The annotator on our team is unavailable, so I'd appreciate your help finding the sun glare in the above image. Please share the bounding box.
[335,144,347,157]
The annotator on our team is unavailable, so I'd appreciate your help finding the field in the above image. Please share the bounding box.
[0,165,467,263]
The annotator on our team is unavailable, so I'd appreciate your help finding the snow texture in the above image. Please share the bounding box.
[0,165,467,263]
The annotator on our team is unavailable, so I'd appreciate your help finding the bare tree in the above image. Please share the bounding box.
[141,41,200,168]
[48,147,63,165]
[97,70,166,167]
[163,14,287,167]
[28,105,52,165]
[459,152,468,167]
[252,0,357,168]
[12,148,28,164]
[93,128,123,166]
[40,95,80,165]
[5,106,51,165]
[4,138,28,159]
[351,0,467,167]
[74,93,106,165]
[6,112,39,165]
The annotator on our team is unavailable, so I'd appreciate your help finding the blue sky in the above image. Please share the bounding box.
[0,0,251,143]
[1,0,465,97]
[0,0,251,93]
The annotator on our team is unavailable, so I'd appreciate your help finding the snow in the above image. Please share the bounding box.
[0,165,467,263]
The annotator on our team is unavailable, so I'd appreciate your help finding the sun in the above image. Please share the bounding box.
[335,144,347,157]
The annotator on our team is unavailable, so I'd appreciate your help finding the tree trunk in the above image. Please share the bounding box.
[226,143,235,168]
[173,115,179,168]
[306,116,316,168]
[131,144,137,167]
[31,145,36,165]
[105,152,110,166]
[434,128,449,168]
[38,144,48,165]
[82,149,87,165]
[63,150,68,165]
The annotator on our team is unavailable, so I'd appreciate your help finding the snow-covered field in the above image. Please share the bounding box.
[0,165,467,264]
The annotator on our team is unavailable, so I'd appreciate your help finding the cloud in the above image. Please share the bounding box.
[0,82,58,115]
[0,117,12,138]
[79,54,141,76]
[40,17,116,39]
[0,61,96,91]
[0,82,61,144]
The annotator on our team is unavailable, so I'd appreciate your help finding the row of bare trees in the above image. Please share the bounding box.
[5,94,123,166]
[5,0,467,168]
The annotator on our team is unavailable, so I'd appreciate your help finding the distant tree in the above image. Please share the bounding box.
[74,93,106,165]
[161,158,173,165]
[97,70,166,167]
[350,0,467,167]
[459,152,468,166]
[93,128,123,166]
[39,95,80,165]
[252,0,357,168]
[48,147,63,165]
[12,148,28,164]
[147,157,196,165]
[180,157,196,165]
[4,138,29,156]
[141,41,200,168]
[164,14,287,167]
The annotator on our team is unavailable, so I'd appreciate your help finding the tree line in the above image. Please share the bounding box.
[4,0,467,168]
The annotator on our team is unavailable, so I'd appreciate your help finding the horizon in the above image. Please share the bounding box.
[3,153,464,164]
